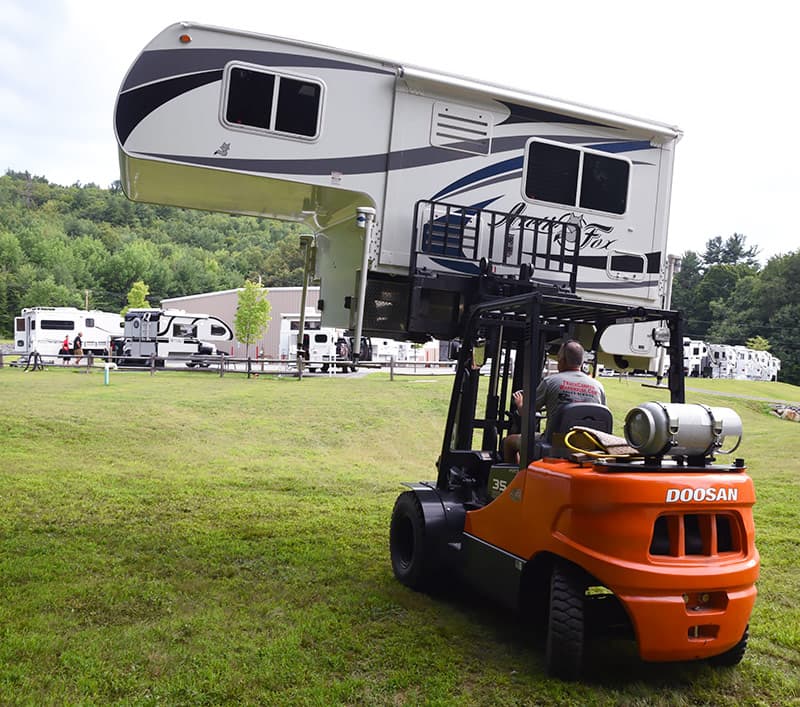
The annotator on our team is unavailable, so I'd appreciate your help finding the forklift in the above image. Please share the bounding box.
[389,289,758,679]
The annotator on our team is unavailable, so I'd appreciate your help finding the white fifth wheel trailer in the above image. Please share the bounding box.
[14,307,123,363]
[115,23,682,369]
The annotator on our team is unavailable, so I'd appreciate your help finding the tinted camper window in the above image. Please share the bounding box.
[523,139,630,215]
[276,78,321,137]
[226,68,274,129]
[224,66,322,139]
[41,320,74,330]
[210,324,228,337]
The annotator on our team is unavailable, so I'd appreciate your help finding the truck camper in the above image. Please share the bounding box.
[113,308,232,366]
[115,22,682,370]
[14,307,122,363]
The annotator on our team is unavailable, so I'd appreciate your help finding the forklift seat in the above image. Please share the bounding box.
[535,402,613,459]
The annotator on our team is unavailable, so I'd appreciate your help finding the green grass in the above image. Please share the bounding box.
[1,367,799,705]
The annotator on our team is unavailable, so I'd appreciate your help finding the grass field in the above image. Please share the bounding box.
[1,366,799,705]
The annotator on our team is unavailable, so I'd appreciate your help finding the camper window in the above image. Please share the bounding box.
[211,324,228,337]
[224,65,322,139]
[40,319,74,330]
[173,323,197,338]
[523,139,630,215]
[85,318,95,327]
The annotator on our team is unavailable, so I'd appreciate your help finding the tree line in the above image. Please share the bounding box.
[0,170,306,336]
[671,234,800,385]
[2,170,798,384]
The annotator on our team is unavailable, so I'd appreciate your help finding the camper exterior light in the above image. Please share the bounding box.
[179,34,192,43]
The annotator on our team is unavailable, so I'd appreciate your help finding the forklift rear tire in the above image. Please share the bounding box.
[390,491,435,591]
[546,560,586,680]
[709,625,748,667]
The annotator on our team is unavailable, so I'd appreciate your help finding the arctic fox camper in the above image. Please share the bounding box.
[113,308,232,366]
[14,307,123,362]
[115,22,681,370]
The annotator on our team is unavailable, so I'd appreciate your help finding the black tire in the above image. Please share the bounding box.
[709,625,748,667]
[390,491,435,591]
[546,560,586,680]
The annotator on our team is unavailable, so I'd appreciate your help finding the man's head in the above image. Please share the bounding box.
[557,340,584,372]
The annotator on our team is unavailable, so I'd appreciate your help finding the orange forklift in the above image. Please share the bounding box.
[389,291,759,679]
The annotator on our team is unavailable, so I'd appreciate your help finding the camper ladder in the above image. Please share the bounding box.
[411,200,581,293]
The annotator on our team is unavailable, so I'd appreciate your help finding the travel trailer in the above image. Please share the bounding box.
[115,22,682,371]
[113,308,233,365]
[14,307,123,362]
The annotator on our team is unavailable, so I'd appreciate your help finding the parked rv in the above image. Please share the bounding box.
[14,307,123,363]
[278,313,371,372]
[113,309,232,366]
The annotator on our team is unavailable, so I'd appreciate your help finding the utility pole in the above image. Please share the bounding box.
[84,289,90,310]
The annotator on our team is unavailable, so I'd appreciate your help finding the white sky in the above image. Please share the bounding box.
[2,0,798,262]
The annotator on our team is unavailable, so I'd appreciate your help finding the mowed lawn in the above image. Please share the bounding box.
[1,366,799,705]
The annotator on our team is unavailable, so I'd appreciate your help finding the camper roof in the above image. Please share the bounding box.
[130,21,681,143]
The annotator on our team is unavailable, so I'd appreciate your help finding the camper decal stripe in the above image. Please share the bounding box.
[428,258,661,289]
[586,140,652,153]
[496,100,607,128]
[117,70,223,145]
[131,137,654,181]
[122,48,393,92]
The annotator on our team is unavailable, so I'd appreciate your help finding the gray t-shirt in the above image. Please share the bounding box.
[534,369,606,423]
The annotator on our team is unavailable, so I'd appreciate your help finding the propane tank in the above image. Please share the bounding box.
[624,402,743,458]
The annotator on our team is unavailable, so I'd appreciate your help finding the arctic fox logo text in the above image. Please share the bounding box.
[666,487,738,503]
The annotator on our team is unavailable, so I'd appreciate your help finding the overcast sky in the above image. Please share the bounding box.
[2,0,797,262]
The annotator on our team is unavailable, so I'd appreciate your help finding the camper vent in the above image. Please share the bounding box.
[430,102,491,155]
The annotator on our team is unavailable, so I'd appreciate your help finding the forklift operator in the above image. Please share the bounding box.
[502,340,606,463]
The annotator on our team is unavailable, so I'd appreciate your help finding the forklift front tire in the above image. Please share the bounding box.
[546,560,586,680]
[390,491,435,591]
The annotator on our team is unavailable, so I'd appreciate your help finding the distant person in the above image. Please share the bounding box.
[60,336,71,365]
[73,332,84,365]
[503,340,606,463]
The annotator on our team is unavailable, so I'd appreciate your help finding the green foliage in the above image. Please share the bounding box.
[121,280,151,315]
[746,335,770,351]
[234,280,272,357]
[703,233,760,267]
[0,171,304,335]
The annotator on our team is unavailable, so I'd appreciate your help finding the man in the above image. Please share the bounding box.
[73,331,84,365]
[503,340,606,463]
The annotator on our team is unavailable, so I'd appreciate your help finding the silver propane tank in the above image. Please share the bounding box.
[623,402,743,458]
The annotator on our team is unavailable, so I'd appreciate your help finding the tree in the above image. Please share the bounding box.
[745,335,770,351]
[234,280,271,358]
[122,280,151,314]
[702,233,760,268]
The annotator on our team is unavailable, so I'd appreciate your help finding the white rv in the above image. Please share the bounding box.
[278,312,369,371]
[14,307,123,362]
[115,23,682,370]
[114,308,232,365]
[708,344,737,379]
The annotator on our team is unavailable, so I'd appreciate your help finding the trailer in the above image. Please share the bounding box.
[115,22,681,369]
[14,307,123,363]
[113,308,233,366]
